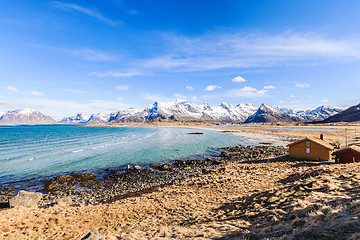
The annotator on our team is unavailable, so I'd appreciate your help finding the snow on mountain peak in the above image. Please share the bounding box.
[0,108,56,125]
[59,113,90,124]
[258,103,281,114]
[56,101,347,124]
[9,108,37,116]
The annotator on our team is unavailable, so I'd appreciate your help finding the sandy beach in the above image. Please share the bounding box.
[1,123,360,239]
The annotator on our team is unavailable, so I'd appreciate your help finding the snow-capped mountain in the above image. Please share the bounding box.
[86,113,111,124]
[320,103,360,123]
[144,101,208,121]
[59,113,90,125]
[55,101,348,125]
[108,108,141,122]
[201,102,257,122]
[245,104,295,123]
[281,106,345,122]
[110,100,257,123]
[0,108,56,125]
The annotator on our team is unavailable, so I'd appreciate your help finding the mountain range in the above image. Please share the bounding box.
[0,108,56,125]
[0,101,351,125]
[320,103,360,123]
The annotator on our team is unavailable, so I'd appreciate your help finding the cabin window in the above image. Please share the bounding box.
[305,142,311,147]
[305,148,311,154]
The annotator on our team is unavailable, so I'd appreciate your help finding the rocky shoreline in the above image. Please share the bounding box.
[1,145,287,208]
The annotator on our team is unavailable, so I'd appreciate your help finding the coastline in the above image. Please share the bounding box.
[0,125,258,201]
[1,122,353,204]
[1,123,360,239]
[2,147,360,239]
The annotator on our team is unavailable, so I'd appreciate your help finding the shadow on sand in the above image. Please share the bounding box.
[185,156,360,240]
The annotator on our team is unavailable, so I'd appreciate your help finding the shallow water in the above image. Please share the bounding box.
[214,126,344,131]
[0,126,258,185]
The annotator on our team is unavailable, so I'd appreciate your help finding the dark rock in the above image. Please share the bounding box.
[220,152,230,158]
[75,173,96,181]
[202,168,213,174]
[44,172,100,194]
[81,231,105,240]
[150,164,174,171]
[0,185,15,203]
[213,160,223,165]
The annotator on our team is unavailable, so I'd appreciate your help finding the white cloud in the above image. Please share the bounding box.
[65,89,89,94]
[257,90,268,94]
[227,86,268,98]
[70,48,117,62]
[264,85,276,89]
[186,85,194,91]
[26,91,43,96]
[295,83,311,88]
[290,94,295,98]
[242,86,256,91]
[321,99,329,103]
[116,85,129,91]
[138,31,360,72]
[117,97,124,101]
[232,76,246,82]
[205,85,221,91]
[6,86,19,92]
[52,1,120,26]
[89,70,142,77]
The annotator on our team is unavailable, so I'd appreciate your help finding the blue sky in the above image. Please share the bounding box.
[1,0,360,119]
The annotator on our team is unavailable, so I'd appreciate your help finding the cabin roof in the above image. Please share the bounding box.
[332,145,360,155]
[287,137,334,150]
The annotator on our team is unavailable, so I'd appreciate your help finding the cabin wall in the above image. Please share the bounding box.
[289,141,332,160]
[335,151,360,164]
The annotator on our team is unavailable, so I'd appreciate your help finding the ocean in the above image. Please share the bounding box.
[0,125,258,187]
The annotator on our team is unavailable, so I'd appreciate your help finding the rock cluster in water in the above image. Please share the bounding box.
[0,185,15,204]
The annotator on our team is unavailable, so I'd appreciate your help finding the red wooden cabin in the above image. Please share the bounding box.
[332,146,360,164]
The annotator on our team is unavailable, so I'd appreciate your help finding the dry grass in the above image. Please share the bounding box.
[1,156,360,239]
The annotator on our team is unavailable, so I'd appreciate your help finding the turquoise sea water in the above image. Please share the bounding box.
[0,126,258,185]
[213,126,344,131]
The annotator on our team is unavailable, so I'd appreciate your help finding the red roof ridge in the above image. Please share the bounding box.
[333,145,360,155]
